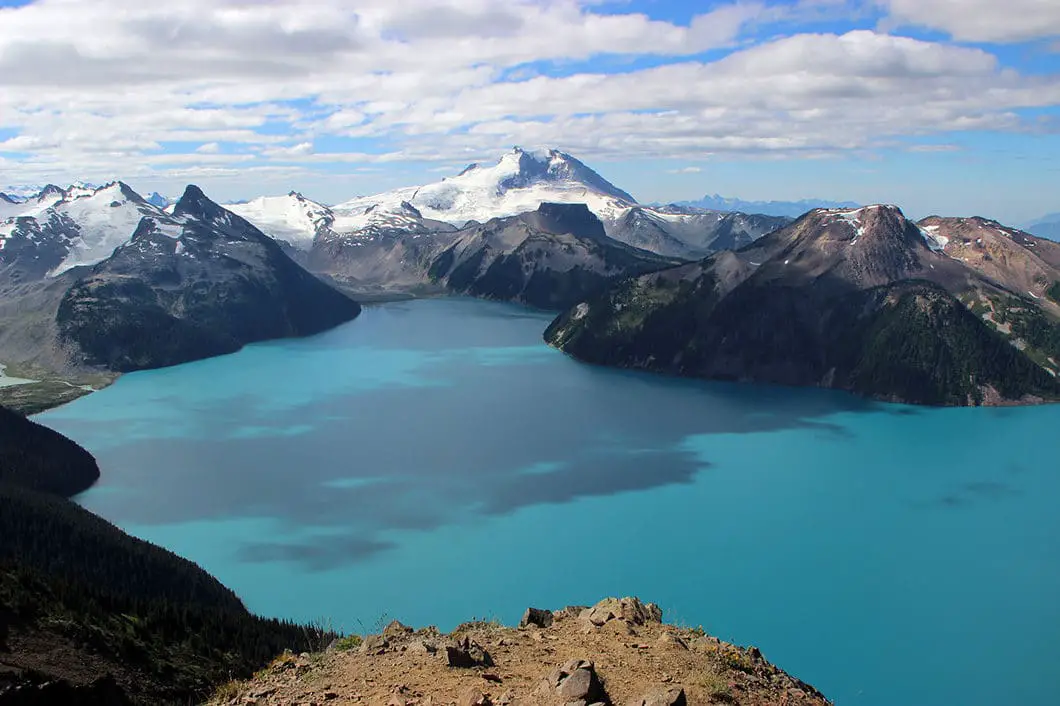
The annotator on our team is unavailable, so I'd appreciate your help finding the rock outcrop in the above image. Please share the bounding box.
[209,597,830,706]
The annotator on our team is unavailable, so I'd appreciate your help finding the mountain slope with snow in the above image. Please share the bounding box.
[334,148,636,231]
[0,182,167,277]
[226,193,335,250]
[55,185,361,372]
[219,149,788,263]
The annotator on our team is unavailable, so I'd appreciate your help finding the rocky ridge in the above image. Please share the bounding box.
[211,597,829,706]
[545,205,1060,406]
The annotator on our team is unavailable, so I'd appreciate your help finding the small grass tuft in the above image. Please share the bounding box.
[211,679,246,702]
[690,670,734,703]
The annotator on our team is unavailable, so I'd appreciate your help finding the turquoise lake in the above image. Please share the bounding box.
[37,297,1060,706]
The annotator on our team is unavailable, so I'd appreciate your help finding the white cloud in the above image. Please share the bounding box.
[0,0,1055,195]
[668,166,703,174]
[262,142,316,159]
[879,0,1060,43]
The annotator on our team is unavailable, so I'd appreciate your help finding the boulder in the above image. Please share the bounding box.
[537,659,607,704]
[555,605,589,621]
[519,607,554,629]
[409,639,439,655]
[446,636,494,668]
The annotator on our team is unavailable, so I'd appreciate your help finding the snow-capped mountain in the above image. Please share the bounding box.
[0,182,166,277]
[333,147,637,231]
[226,192,334,250]
[0,183,360,377]
[224,148,785,261]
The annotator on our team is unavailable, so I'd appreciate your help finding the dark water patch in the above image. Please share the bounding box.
[237,537,396,571]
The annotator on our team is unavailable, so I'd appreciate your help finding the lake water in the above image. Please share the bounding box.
[37,298,1060,706]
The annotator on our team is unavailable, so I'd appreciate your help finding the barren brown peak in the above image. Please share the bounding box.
[916,214,1060,307]
[211,597,830,706]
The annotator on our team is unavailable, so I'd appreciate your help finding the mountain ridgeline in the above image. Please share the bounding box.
[546,205,1060,406]
[0,407,331,703]
[230,147,790,286]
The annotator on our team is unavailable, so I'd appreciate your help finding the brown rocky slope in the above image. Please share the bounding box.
[211,597,829,706]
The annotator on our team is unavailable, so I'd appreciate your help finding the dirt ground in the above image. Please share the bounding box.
[210,598,831,706]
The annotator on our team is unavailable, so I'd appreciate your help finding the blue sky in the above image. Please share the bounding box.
[0,0,1057,223]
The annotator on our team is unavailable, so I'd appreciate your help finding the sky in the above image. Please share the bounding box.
[0,0,1058,224]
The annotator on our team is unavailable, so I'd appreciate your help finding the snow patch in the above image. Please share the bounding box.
[918,226,949,252]
[154,221,184,239]
[572,302,590,320]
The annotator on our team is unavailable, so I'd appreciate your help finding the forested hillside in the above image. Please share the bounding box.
[0,408,331,703]
[0,406,99,497]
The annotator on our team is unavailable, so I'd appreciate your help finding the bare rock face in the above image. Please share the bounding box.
[580,597,663,627]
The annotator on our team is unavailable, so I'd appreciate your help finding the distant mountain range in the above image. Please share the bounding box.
[228,148,788,261]
[3,151,1060,407]
[1024,212,1060,241]
[672,194,860,218]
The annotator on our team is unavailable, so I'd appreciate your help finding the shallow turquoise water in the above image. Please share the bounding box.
[38,298,1060,706]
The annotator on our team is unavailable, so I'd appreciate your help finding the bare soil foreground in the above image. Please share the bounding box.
[211,598,830,706]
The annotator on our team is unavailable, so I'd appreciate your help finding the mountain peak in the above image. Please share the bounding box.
[522,202,607,240]
[145,192,171,209]
[489,147,636,204]
[174,185,227,221]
